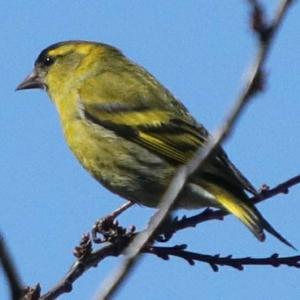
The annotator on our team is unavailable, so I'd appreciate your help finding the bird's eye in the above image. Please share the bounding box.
[42,55,55,67]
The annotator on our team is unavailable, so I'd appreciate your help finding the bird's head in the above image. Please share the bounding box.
[16,40,124,97]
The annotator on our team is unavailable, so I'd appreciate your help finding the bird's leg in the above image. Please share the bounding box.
[108,201,134,219]
[92,201,134,243]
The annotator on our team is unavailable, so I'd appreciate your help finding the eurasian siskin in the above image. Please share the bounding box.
[17,41,293,248]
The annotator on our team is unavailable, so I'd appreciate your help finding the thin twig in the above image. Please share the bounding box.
[40,242,128,300]
[253,174,300,203]
[145,245,300,271]
[95,1,294,299]
[0,234,23,300]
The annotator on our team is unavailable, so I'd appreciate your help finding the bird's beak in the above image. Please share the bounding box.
[16,70,45,91]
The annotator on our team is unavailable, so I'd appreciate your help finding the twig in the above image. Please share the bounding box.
[40,242,128,300]
[95,1,295,299]
[0,234,23,300]
[40,225,136,300]
[145,245,300,271]
[253,174,300,203]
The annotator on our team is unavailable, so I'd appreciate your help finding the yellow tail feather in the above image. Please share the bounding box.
[202,182,295,249]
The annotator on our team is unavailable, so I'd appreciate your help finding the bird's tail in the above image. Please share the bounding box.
[202,181,295,249]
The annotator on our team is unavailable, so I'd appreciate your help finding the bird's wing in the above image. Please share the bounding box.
[80,100,257,195]
[215,149,257,194]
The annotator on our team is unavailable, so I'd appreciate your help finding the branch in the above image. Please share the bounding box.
[253,175,300,203]
[146,245,300,271]
[95,1,295,299]
[37,172,300,299]
[40,243,123,300]
[0,234,23,300]
[40,222,136,300]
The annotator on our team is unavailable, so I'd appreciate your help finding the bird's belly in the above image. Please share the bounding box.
[63,119,176,207]
[62,119,219,209]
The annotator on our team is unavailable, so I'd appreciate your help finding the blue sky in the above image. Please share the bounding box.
[1,1,300,299]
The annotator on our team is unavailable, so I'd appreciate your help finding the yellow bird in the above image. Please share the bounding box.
[17,41,293,248]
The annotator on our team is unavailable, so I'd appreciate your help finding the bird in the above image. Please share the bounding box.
[16,40,293,248]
